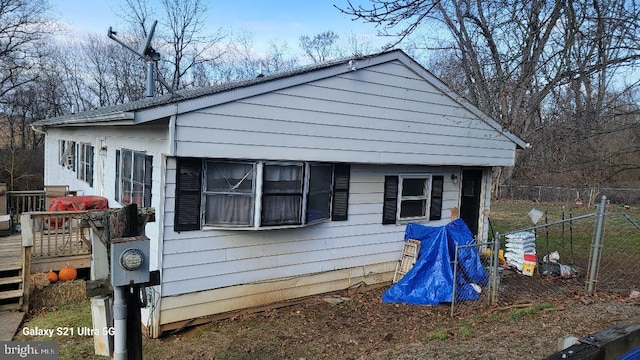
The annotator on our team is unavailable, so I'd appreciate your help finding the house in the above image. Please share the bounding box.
[32,49,527,337]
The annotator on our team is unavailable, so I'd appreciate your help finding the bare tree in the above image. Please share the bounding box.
[336,1,441,46]
[339,0,640,187]
[342,32,379,57]
[0,0,52,107]
[211,30,298,83]
[299,30,340,63]
[159,0,227,89]
[116,0,228,92]
[82,34,146,106]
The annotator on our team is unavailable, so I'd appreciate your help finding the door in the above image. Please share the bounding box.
[460,169,483,237]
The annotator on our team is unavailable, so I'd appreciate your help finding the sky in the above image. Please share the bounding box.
[48,0,397,53]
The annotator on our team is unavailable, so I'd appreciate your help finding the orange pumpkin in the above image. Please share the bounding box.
[58,266,77,281]
[46,270,58,283]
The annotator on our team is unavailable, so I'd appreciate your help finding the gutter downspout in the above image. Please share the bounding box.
[168,105,177,156]
[30,124,47,135]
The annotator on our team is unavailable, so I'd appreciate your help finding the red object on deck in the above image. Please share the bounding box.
[46,196,109,229]
[48,195,109,212]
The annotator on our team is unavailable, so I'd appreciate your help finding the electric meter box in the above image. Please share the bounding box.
[111,236,150,286]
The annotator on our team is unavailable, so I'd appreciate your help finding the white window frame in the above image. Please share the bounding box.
[77,143,93,184]
[118,149,148,207]
[58,140,76,170]
[203,160,257,227]
[202,160,334,230]
[397,174,432,222]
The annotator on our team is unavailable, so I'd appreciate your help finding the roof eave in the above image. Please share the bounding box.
[36,111,135,127]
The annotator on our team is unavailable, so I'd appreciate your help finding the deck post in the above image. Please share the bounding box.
[20,213,34,312]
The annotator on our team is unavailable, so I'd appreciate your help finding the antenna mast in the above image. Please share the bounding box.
[108,20,173,97]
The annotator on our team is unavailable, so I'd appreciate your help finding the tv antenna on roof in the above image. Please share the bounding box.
[108,20,174,97]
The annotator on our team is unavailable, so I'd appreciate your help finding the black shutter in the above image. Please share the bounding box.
[73,142,77,172]
[331,164,350,221]
[382,176,399,224]
[76,145,81,180]
[88,146,94,187]
[115,149,120,201]
[429,175,444,221]
[174,157,202,231]
[143,155,153,207]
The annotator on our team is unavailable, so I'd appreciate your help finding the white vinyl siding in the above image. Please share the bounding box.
[43,124,169,272]
[162,161,459,298]
[174,61,516,166]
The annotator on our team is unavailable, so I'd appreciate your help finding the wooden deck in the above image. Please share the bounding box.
[0,230,90,312]
[1,232,91,273]
[0,234,21,272]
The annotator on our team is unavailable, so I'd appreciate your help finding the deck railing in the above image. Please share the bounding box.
[7,190,46,224]
[22,211,92,258]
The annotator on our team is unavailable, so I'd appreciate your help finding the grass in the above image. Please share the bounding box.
[14,301,103,360]
[457,323,474,339]
[14,200,640,358]
[427,328,449,340]
[507,303,554,322]
[490,200,640,261]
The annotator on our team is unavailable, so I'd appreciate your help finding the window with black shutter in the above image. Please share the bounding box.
[174,158,202,231]
[429,175,444,221]
[331,164,350,221]
[384,174,439,224]
[382,176,399,224]
[173,159,351,231]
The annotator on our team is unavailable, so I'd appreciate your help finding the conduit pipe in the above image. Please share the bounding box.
[113,286,128,360]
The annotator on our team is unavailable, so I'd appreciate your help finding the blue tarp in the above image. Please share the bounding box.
[382,219,488,305]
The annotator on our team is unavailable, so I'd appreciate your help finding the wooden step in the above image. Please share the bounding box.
[0,260,21,272]
[0,289,23,301]
[0,276,23,286]
[0,302,21,311]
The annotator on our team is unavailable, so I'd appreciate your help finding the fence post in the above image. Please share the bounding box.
[450,244,459,317]
[587,195,607,294]
[490,232,500,306]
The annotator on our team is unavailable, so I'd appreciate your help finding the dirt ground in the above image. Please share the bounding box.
[141,284,640,360]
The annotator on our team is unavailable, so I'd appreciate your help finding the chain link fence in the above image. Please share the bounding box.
[498,185,640,206]
[449,241,496,316]
[450,196,640,315]
[590,212,640,294]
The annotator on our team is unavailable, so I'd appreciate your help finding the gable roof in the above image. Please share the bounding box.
[33,49,528,149]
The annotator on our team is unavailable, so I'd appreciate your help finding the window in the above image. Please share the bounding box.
[77,143,94,185]
[58,140,76,170]
[261,163,304,226]
[174,159,350,231]
[204,161,256,227]
[383,174,444,224]
[307,164,333,223]
[116,149,153,207]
